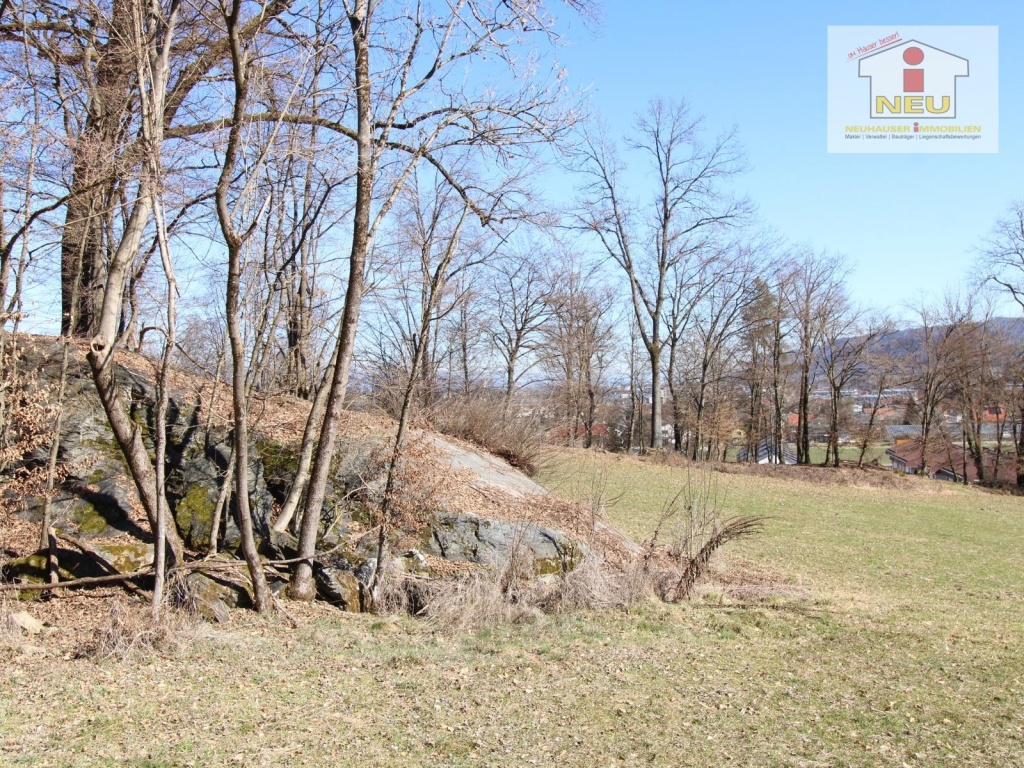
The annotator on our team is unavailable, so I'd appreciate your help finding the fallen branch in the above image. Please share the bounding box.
[0,568,154,593]
[55,533,151,597]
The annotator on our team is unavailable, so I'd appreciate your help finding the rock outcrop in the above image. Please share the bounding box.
[2,338,608,613]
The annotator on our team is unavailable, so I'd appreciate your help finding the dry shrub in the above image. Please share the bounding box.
[367,435,443,533]
[634,463,766,603]
[0,594,26,657]
[372,562,423,616]
[0,340,66,516]
[80,597,194,662]
[418,569,538,631]
[431,394,545,476]
[621,556,655,609]
[399,550,632,631]
[534,552,630,613]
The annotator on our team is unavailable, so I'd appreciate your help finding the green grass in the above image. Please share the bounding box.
[806,443,891,466]
[2,450,1023,767]
[724,443,890,466]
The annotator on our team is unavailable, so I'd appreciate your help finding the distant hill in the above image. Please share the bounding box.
[864,316,1024,360]
[834,316,1024,390]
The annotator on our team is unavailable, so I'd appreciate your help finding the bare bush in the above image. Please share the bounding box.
[621,556,655,610]
[81,597,193,662]
[419,569,540,631]
[637,462,766,602]
[395,549,631,631]
[431,393,546,476]
[535,553,629,613]
[661,515,764,602]
[0,341,66,514]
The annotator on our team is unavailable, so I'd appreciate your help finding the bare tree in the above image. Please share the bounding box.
[945,306,1010,484]
[288,0,591,601]
[368,167,506,595]
[979,201,1024,313]
[1007,340,1024,487]
[978,201,1024,486]
[542,263,616,448]
[489,251,553,415]
[0,0,292,337]
[786,250,847,465]
[673,246,762,460]
[737,276,777,462]
[907,293,973,474]
[853,345,903,468]
[83,0,186,566]
[576,100,747,450]
[816,299,890,467]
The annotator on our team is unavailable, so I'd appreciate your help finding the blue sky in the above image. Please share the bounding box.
[555,0,1023,318]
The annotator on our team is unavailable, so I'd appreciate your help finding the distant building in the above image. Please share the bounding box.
[884,425,921,443]
[736,440,797,465]
[886,439,1017,484]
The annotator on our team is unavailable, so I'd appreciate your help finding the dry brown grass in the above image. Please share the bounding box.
[0,595,28,658]
[79,597,196,662]
[386,548,634,632]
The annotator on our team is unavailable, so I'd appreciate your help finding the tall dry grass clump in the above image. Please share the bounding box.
[635,463,766,602]
[81,597,196,661]
[373,528,634,631]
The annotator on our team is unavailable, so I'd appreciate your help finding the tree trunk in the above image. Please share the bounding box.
[650,346,662,450]
[290,0,373,601]
[61,0,139,337]
[216,0,273,612]
[271,345,337,534]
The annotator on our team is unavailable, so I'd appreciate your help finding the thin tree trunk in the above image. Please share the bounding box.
[271,344,337,534]
[290,0,373,601]
[650,346,662,450]
[215,0,273,612]
[857,383,884,468]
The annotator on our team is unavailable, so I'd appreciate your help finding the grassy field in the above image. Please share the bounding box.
[806,444,891,466]
[3,450,1023,767]
[724,443,891,466]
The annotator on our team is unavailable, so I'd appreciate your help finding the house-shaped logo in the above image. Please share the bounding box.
[859,40,968,118]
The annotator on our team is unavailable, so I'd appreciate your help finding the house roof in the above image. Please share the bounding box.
[886,439,1017,484]
[737,440,797,465]
[885,425,922,440]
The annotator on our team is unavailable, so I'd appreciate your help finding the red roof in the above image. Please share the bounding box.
[978,406,1006,424]
[887,439,1017,484]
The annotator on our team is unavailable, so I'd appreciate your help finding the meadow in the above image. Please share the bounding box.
[2,449,1022,767]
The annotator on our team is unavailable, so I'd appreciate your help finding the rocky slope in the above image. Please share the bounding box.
[1,337,638,615]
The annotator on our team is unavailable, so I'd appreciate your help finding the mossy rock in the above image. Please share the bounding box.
[256,440,300,500]
[173,484,218,550]
[18,470,138,541]
[314,558,363,611]
[181,571,251,622]
[1,552,78,600]
[87,540,154,573]
[1,553,48,585]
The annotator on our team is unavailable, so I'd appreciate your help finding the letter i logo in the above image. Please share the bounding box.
[904,47,924,92]
[913,121,919,132]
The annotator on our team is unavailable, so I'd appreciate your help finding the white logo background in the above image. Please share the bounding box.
[828,26,998,154]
